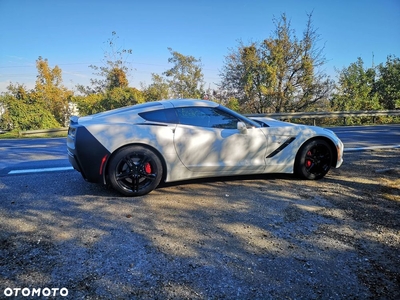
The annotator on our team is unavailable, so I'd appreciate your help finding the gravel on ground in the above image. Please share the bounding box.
[0,150,399,299]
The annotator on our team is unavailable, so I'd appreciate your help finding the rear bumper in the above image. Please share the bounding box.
[67,125,110,183]
[67,148,84,175]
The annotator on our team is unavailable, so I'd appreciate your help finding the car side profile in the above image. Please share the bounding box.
[67,99,343,196]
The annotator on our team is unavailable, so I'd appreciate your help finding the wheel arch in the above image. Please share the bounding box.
[102,143,168,186]
[295,136,338,168]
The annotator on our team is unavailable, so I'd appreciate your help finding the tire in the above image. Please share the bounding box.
[108,146,163,196]
[295,139,333,180]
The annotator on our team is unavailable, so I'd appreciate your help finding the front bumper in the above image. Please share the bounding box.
[335,139,344,168]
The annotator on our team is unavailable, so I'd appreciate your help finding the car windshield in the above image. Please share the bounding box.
[217,105,261,128]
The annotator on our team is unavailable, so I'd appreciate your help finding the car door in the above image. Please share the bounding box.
[173,106,267,174]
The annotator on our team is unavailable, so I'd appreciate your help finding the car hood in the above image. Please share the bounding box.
[251,117,339,138]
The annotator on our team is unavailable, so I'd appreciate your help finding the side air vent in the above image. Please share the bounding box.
[266,137,296,158]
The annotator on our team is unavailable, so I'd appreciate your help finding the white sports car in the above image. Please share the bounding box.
[67,99,343,196]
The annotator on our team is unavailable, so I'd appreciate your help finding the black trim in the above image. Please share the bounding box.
[136,122,168,127]
[68,126,110,183]
[266,137,296,158]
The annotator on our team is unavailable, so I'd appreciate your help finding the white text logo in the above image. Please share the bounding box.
[4,287,68,297]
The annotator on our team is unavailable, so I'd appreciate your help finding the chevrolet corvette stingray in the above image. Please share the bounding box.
[67,99,343,196]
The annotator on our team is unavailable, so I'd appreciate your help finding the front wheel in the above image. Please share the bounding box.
[295,139,333,180]
[108,146,163,196]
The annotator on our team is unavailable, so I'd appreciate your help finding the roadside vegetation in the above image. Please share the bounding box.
[1,14,399,135]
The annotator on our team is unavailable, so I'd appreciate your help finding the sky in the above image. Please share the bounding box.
[0,0,399,93]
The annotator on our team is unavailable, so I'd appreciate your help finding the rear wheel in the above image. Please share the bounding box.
[108,146,163,196]
[295,139,332,180]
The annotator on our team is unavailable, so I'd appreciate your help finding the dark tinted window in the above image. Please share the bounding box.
[252,119,269,127]
[176,107,239,129]
[139,108,177,123]
[218,105,261,128]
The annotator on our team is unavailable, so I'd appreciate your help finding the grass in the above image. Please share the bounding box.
[382,177,400,202]
[0,131,19,139]
[0,130,67,139]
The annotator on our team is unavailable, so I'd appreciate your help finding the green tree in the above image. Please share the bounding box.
[73,87,145,116]
[33,57,73,126]
[332,57,381,112]
[107,67,129,90]
[74,32,136,114]
[220,42,275,113]
[375,55,400,109]
[142,73,170,101]
[225,97,240,111]
[163,48,204,99]
[331,58,382,125]
[0,84,59,130]
[220,13,333,113]
[72,93,104,116]
[77,31,132,95]
[100,87,145,111]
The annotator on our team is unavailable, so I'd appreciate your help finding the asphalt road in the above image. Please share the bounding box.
[0,147,399,298]
[0,125,399,299]
[0,138,68,174]
[328,124,400,150]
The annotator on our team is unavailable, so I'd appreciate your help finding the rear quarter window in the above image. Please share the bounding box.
[139,108,177,123]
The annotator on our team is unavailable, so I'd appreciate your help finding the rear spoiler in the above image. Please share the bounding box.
[70,115,79,124]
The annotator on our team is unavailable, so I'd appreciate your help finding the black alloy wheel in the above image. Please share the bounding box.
[108,146,163,196]
[295,139,333,180]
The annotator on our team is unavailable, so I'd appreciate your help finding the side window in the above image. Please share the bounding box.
[139,108,177,123]
[209,108,239,129]
[176,107,239,129]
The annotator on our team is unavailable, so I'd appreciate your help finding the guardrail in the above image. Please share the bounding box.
[17,109,400,136]
[245,110,400,125]
[19,127,68,137]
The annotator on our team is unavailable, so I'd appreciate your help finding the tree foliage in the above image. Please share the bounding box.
[0,57,72,130]
[0,83,60,130]
[225,97,240,111]
[331,55,400,124]
[2,28,400,132]
[33,57,73,125]
[163,48,204,99]
[142,73,170,101]
[100,87,145,111]
[332,57,381,112]
[73,87,145,116]
[71,93,104,116]
[375,55,400,109]
[220,13,333,113]
[77,31,132,95]
[71,32,140,115]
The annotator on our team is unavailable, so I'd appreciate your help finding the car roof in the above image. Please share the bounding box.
[161,99,219,109]
[77,99,220,122]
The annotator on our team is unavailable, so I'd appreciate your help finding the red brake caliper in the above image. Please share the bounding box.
[144,162,152,174]
[305,151,312,168]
